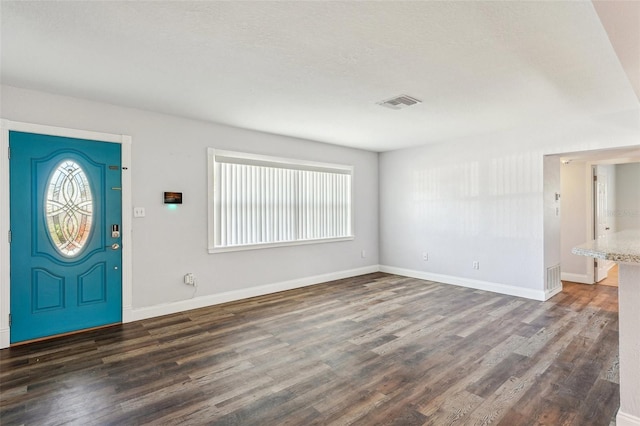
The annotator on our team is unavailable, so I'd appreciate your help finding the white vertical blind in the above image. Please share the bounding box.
[211,151,352,250]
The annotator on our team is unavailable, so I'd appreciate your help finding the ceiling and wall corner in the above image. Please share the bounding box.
[592,0,640,102]
[1,1,638,153]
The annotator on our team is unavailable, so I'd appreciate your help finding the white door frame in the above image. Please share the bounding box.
[0,119,133,348]
[592,165,614,282]
[585,158,638,284]
[583,162,597,284]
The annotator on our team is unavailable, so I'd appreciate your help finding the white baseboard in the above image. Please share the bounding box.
[0,327,9,349]
[128,265,380,322]
[561,272,593,285]
[617,410,640,426]
[379,265,547,301]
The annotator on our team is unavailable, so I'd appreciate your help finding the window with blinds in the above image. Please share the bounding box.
[208,149,354,253]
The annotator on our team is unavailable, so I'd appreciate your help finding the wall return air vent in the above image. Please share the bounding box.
[377,94,422,110]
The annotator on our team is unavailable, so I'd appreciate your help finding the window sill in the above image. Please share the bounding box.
[208,236,355,254]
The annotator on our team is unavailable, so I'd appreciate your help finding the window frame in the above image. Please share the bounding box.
[207,148,355,253]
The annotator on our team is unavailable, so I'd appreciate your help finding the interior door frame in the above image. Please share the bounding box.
[0,119,133,348]
[585,158,638,284]
[584,162,596,284]
[591,164,615,282]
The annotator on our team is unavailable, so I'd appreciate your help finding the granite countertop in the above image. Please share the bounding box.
[572,229,640,264]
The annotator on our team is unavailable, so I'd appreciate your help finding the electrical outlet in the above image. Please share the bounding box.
[422,252,428,261]
[184,273,195,286]
[133,207,146,218]
[472,261,480,270]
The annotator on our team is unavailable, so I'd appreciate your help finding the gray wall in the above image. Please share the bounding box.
[616,162,640,231]
[1,85,379,310]
[379,109,640,298]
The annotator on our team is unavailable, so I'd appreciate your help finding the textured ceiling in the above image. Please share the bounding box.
[1,1,638,152]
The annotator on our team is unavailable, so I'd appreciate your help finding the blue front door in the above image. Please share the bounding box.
[9,131,122,344]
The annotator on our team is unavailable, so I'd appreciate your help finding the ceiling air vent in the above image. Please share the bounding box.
[377,94,422,110]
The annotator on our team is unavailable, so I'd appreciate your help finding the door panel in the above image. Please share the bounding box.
[10,131,122,343]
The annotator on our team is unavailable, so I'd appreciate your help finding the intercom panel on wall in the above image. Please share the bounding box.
[163,192,182,204]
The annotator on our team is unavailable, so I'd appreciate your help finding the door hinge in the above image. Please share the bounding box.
[7,147,10,160]
[593,175,597,182]
[595,259,598,267]
[7,230,11,244]
[8,314,11,327]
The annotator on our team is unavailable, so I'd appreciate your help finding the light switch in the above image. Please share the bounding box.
[133,207,146,218]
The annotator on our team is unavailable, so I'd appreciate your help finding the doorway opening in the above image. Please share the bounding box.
[547,145,640,290]
[597,264,619,287]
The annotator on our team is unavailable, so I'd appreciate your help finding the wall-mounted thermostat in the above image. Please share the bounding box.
[164,192,183,204]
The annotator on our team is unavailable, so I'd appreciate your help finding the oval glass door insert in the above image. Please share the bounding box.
[45,160,94,257]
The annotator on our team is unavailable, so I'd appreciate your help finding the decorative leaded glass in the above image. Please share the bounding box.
[45,160,93,257]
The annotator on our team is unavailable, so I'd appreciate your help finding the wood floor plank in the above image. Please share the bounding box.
[0,274,619,425]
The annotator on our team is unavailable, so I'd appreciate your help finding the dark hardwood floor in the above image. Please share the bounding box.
[0,273,619,425]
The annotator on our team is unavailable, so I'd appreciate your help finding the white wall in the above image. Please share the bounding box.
[379,108,640,300]
[618,263,640,424]
[543,155,561,276]
[616,162,640,231]
[0,85,379,313]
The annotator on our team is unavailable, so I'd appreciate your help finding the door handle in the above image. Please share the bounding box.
[605,227,610,230]
[108,243,120,250]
